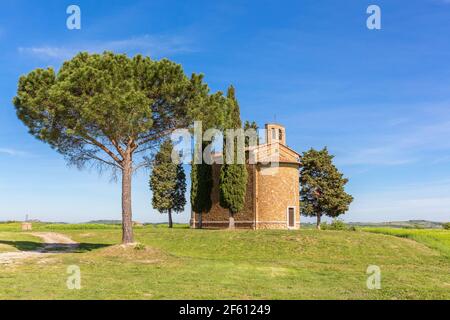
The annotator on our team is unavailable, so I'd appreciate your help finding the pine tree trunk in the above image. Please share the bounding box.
[121,156,134,244]
[316,214,321,230]
[168,209,173,228]
[229,211,235,229]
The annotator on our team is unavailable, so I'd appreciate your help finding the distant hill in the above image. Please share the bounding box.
[86,220,122,225]
[85,220,164,226]
[299,220,446,229]
[347,220,446,229]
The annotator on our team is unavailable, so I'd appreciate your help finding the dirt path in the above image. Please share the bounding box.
[0,232,79,265]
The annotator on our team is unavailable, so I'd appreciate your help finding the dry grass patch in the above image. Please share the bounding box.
[92,243,170,265]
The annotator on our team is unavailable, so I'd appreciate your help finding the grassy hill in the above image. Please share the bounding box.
[0,223,448,299]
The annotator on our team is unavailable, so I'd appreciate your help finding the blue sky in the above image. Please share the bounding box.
[1,0,449,223]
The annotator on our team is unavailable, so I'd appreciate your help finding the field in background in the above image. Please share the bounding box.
[363,227,450,258]
[0,223,449,300]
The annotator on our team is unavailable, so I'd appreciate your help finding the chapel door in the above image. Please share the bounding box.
[288,207,295,228]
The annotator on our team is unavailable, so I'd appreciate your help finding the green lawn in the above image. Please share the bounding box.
[0,223,448,299]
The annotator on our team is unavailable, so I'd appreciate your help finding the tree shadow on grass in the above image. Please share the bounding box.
[74,243,111,253]
[0,240,110,253]
[0,240,43,251]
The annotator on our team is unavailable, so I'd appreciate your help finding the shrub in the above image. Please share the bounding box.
[321,220,355,231]
[330,220,348,230]
[320,222,329,230]
[134,243,146,251]
[443,223,450,230]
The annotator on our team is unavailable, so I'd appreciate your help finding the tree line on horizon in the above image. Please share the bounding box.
[13,51,352,243]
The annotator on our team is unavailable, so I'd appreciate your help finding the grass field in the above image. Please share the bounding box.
[0,223,449,300]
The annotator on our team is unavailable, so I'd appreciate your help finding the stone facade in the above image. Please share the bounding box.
[256,163,300,229]
[190,123,301,230]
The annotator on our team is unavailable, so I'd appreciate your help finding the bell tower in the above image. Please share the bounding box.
[265,123,286,145]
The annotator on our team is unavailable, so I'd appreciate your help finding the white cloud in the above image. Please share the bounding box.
[431,155,450,164]
[336,146,416,166]
[18,34,195,61]
[18,47,72,59]
[0,148,30,157]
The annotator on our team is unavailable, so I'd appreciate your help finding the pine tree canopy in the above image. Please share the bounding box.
[13,52,220,171]
[13,51,224,243]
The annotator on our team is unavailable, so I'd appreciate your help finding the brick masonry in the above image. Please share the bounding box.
[191,162,300,230]
[190,123,301,230]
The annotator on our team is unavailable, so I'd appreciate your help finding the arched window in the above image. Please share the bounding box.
[271,128,276,140]
[279,129,283,142]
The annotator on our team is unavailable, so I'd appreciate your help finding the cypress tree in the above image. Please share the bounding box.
[190,151,213,228]
[219,86,248,229]
[244,120,259,163]
[190,93,229,229]
[300,147,353,229]
[149,140,186,228]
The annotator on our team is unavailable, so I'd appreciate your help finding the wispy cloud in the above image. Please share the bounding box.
[19,47,72,59]
[0,148,30,157]
[337,146,416,166]
[18,34,195,61]
[328,102,450,167]
[431,155,450,164]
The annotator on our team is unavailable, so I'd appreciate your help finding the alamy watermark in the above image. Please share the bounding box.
[367,5,381,30]
[366,265,381,290]
[169,122,291,176]
[65,5,380,31]
[67,265,81,290]
[67,5,81,30]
